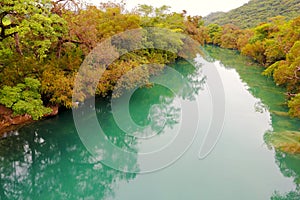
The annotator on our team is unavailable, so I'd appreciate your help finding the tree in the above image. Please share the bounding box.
[184,15,206,45]
[236,29,253,50]
[263,39,300,119]
[288,94,300,118]
[220,24,241,49]
[206,24,222,45]
[271,41,300,93]
[0,0,67,59]
[0,78,51,119]
[242,41,266,64]
[204,0,300,28]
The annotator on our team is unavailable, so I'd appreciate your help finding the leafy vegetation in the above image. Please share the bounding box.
[0,0,299,155]
[0,0,204,119]
[202,15,300,119]
[0,78,51,120]
[202,14,300,153]
[204,0,300,28]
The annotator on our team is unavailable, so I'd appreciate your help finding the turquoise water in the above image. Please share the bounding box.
[0,47,299,199]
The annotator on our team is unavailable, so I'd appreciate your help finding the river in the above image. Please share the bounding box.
[0,46,299,199]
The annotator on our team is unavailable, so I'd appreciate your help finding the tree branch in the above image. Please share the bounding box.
[286,92,297,98]
[63,39,83,44]
[0,32,17,41]
[4,23,18,29]
[14,32,23,56]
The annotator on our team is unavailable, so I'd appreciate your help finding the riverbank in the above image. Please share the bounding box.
[0,104,58,137]
[1,53,299,199]
[205,45,300,154]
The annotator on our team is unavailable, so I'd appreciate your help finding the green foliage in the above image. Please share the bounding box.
[138,5,185,32]
[216,16,300,119]
[204,0,300,28]
[206,24,222,44]
[1,0,298,126]
[270,41,300,93]
[0,78,51,120]
[0,1,207,112]
[264,39,285,65]
[0,85,23,108]
[249,23,271,43]
[204,13,300,152]
[41,68,75,108]
[0,0,67,59]
[238,17,299,66]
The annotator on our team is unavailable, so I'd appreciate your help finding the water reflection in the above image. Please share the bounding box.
[0,112,136,199]
[254,100,268,114]
[205,45,300,199]
[125,59,206,136]
[0,58,205,199]
[74,58,206,172]
[271,152,300,199]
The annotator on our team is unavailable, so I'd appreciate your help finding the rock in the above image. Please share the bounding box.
[0,105,12,115]
[0,104,59,137]
[0,104,33,136]
[44,105,59,117]
[10,114,32,125]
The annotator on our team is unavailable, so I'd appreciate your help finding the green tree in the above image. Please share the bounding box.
[0,0,67,59]
[204,0,300,28]
[206,24,222,45]
[0,78,51,120]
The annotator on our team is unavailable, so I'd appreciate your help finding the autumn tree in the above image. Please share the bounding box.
[220,24,241,49]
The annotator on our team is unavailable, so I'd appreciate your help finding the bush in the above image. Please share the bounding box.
[0,78,52,120]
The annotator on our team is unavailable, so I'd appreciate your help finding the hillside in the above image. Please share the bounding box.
[204,0,300,28]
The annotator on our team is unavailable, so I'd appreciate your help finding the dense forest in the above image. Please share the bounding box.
[204,0,300,28]
[0,0,203,121]
[0,0,300,153]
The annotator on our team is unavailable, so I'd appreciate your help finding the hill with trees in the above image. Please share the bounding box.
[204,0,300,28]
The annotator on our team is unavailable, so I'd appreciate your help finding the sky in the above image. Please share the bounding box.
[87,0,250,16]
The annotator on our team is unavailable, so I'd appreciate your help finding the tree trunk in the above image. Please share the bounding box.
[56,38,63,58]
[14,32,23,56]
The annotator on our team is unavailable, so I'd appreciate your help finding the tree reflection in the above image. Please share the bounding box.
[111,58,206,138]
[0,57,206,199]
[0,111,136,199]
[271,152,300,199]
[204,45,300,200]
